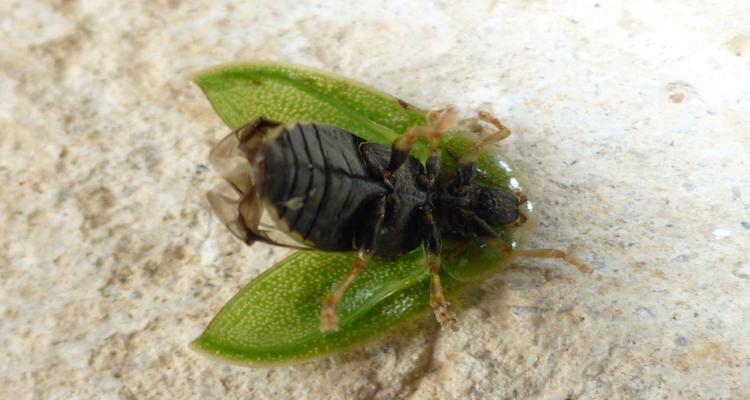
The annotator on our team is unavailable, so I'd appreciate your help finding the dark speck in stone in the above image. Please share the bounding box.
[741,221,750,230]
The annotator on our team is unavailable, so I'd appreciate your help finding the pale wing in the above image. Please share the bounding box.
[207,189,249,243]
[208,123,312,250]
[209,132,254,194]
[208,187,313,250]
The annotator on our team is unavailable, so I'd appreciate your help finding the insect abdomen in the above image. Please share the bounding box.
[259,123,386,250]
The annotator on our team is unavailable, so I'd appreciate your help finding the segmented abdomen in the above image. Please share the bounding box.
[258,123,386,250]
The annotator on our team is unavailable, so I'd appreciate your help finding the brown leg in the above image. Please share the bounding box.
[428,253,458,330]
[477,110,511,140]
[458,110,512,165]
[320,253,369,332]
[421,206,458,330]
[511,248,592,274]
[319,196,386,332]
[385,106,457,178]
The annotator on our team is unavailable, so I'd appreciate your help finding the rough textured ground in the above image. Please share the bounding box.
[2,1,749,399]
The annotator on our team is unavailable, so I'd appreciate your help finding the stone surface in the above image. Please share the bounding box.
[2,0,749,399]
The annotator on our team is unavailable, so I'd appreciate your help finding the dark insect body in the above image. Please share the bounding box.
[209,108,527,331]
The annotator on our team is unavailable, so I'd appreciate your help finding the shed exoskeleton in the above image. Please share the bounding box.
[208,108,578,332]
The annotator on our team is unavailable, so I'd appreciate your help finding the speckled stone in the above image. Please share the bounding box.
[1,1,749,399]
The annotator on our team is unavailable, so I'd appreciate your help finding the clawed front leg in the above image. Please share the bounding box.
[384,106,457,180]
[458,110,512,166]
[446,110,513,188]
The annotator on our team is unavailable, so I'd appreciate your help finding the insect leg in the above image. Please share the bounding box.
[320,252,370,332]
[455,111,512,184]
[319,195,387,332]
[476,111,511,140]
[422,206,458,330]
[511,248,593,274]
[384,107,457,179]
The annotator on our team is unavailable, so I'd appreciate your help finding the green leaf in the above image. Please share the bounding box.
[194,62,426,153]
[192,62,533,365]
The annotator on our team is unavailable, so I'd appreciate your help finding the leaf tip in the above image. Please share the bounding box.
[190,68,214,89]
[189,333,210,354]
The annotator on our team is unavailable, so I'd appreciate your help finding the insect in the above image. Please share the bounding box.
[208,107,581,332]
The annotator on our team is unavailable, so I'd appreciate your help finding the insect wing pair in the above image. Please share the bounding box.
[207,120,312,251]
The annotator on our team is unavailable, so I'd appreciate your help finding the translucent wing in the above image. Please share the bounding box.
[208,131,253,194]
[208,128,313,250]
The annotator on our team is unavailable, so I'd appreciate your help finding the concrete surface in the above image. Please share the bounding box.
[1,0,749,399]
